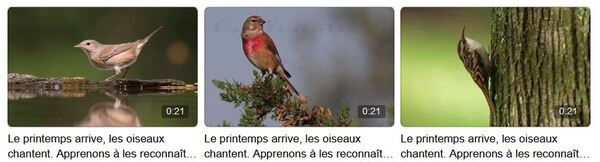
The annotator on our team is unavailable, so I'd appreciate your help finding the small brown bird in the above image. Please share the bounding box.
[74,26,162,81]
[241,15,298,95]
[457,27,496,124]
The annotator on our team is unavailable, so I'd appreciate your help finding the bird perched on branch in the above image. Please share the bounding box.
[457,27,496,123]
[241,15,299,95]
[75,26,163,81]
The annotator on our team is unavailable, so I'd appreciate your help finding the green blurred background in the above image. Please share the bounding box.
[8,8,198,127]
[8,8,197,82]
[401,8,491,127]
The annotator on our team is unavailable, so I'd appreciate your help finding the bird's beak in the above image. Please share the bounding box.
[461,26,466,40]
[261,20,266,24]
[74,44,80,48]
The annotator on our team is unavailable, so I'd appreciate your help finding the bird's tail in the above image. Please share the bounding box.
[284,80,299,95]
[482,88,497,126]
[276,67,298,95]
[143,26,163,42]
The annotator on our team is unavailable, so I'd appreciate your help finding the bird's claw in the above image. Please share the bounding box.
[104,75,117,81]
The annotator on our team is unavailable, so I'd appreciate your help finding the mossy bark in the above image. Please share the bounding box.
[490,8,590,127]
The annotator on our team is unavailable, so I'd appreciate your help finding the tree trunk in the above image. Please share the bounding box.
[490,8,590,127]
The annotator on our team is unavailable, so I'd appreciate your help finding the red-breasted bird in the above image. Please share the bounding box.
[241,15,299,95]
[457,27,496,124]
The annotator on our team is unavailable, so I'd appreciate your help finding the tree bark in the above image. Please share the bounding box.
[490,8,590,127]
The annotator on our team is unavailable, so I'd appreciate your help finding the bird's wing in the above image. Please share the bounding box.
[263,33,292,78]
[98,43,133,62]
[263,33,283,63]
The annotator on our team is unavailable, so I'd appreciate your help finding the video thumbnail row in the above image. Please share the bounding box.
[7,7,590,127]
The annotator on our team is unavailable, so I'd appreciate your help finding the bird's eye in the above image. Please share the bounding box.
[86,42,90,46]
[251,20,257,22]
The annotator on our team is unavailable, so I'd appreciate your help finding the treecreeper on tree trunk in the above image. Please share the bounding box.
[457,27,497,126]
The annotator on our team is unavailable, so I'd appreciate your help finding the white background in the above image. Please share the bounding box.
[1,0,598,162]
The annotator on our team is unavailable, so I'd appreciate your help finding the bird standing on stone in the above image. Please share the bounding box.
[241,15,298,95]
[74,26,163,81]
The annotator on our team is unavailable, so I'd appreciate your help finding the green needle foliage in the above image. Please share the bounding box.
[213,70,352,127]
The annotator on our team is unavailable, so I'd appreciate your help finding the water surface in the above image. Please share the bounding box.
[8,91,197,127]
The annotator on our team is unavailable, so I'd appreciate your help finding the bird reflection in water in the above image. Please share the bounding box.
[76,92,141,127]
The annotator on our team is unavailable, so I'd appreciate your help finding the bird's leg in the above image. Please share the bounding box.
[104,67,122,81]
[121,67,130,79]
[266,69,274,80]
[260,70,268,79]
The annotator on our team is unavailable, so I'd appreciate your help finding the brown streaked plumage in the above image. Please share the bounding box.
[457,27,496,125]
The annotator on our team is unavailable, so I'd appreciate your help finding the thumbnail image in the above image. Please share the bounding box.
[205,7,394,127]
[8,8,198,127]
[401,7,590,127]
